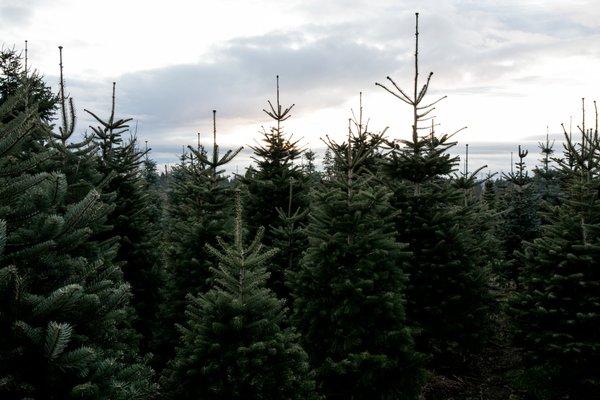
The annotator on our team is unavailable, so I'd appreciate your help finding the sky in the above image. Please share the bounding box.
[2,0,600,174]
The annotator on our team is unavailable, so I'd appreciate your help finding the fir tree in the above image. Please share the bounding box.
[376,13,492,370]
[500,145,539,281]
[533,128,561,206]
[155,111,242,368]
[291,112,424,399]
[242,76,308,300]
[510,112,600,398]
[270,178,308,306]
[322,148,334,180]
[161,192,317,400]
[0,44,56,122]
[51,46,103,204]
[482,173,497,209]
[0,83,154,398]
[85,83,165,352]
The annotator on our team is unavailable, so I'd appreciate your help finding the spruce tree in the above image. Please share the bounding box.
[154,111,242,367]
[291,110,424,399]
[0,81,154,398]
[376,13,492,370]
[161,192,317,400]
[242,76,308,300]
[510,114,600,398]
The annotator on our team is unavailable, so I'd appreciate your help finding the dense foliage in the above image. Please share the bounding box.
[1,13,597,400]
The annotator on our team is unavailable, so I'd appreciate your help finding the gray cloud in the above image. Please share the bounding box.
[115,30,399,131]
[36,0,600,169]
[0,0,43,28]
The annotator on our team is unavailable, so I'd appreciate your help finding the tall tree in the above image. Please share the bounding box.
[242,76,308,300]
[0,81,154,398]
[154,111,242,368]
[376,13,492,371]
[85,83,165,352]
[533,128,560,205]
[499,145,540,281]
[510,110,600,399]
[291,111,424,399]
[0,44,56,122]
[161,192,317,400]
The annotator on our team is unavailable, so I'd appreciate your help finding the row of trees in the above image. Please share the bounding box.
[1,14,598,399]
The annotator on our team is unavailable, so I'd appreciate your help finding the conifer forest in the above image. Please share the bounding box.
[1,11,600,400]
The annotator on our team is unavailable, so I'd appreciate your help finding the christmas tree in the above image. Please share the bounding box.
[154,111,242,368]
[499,145,540,281]
[161,191,317,400]
[533,128,560,205]
[85,82,165,352]
[510,107,600,398]
[242,76,308,300]
[376,13,492,370]
[0,77,154,398]
[291,107,424,399]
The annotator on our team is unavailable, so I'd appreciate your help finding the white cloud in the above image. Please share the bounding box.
[1,0,599,172]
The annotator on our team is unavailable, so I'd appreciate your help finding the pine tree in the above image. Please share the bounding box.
[376,13,492,370]
[154,111,242,368]
[85,83,165,352]
[161,192,317,400]
[0,81,154,398]
[510,111,600,398]
[291,110,424,399]
[242,76,308,300]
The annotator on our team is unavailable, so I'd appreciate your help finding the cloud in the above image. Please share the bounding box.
[115,29,399,131]
[0,0,43,28]
[33,0,600,170]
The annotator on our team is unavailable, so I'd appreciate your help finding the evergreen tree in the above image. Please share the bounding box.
[242,76,308,300]
[500,146,539,281]
[322,148,334,180]
[376,13,492,370]
[51,46,103,205]
[85,83,165,352]
[291,113,424,399]
[533,128,561,205]
[510,117,600,398]
[0,44,56,122]
[482,173,497,209]
[161,192,317,400]
[154,111,242,368]
[270,178,308,306]
[0,83,154,398]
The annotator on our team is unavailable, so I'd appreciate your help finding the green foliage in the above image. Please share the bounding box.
[291,122,424,399]
[85,83,165,353]
[161,193,317,400]
[510,126,600,399]
[499,146,540,281]
[242,76,308,300]
[376,13,492,371]
[0,46,57,122]
[155,112,242,368]
[0,85,154,399]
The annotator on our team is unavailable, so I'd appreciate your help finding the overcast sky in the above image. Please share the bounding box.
[2,0,600,173]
